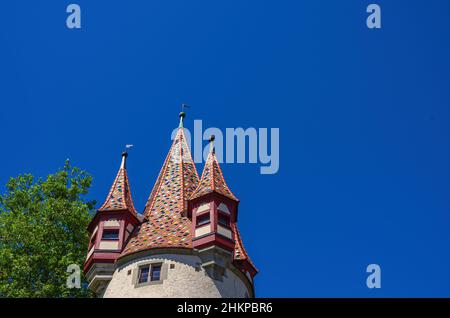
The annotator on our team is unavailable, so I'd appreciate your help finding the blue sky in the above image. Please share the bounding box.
[0,1,449,297]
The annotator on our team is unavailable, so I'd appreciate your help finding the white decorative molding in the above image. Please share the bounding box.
[196,203,210,214]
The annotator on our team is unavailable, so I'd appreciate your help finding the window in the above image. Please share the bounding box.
[218,214,230,227]
[151,265,161,281]
[137,264,163,285]
[196,214,210,226]
[138,266,149,284]
[102,229,119,240]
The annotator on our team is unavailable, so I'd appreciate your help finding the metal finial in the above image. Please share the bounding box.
[179,103,190,128]
[120,151,128,168]
[179,111,186,128]
[209,135,215,153]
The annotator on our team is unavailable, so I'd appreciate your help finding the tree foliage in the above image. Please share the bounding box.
[0,161,94,297]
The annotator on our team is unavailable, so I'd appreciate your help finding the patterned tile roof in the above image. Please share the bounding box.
[98,153,137,215]
[144,128,200,217]
[118,115,255,276]
[120,122,200,257]
[190,146,238,202]
[232,223,258,273]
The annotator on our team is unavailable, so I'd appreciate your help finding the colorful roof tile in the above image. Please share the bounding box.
[119,114,255,277]
[120,114,200,257]
[232,223,258,273]
[98,152,137,215]
[190,137,238,201]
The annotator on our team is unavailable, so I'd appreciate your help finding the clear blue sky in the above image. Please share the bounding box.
[0,1,449,297]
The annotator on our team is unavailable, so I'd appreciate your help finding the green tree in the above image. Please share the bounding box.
[0,161,94,297]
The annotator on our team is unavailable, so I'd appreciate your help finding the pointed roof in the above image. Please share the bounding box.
[98,152,137,215]
[190,136,238,201]
[120,113,200,257]
[232,223,258,274]
[143,113,200,217]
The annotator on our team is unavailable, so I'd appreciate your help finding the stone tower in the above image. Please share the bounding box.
[84,112,257,298]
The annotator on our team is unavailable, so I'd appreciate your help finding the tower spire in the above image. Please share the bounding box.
[120,112,200,257]
[144,111,200,216]
[190,135,238,202]
[98,152,137,214]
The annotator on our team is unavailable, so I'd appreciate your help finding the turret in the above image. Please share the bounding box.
[188,136,257,281]
[84,152,141,296]
[84,110,257,298]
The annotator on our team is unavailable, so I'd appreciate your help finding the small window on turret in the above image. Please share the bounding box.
[196,214,210,226]
[218,214,230,227]
[102,229,119,240]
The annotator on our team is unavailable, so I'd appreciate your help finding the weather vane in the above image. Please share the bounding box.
[181,103,190,112]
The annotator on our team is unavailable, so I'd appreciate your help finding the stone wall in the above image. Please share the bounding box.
[103,253,250,298]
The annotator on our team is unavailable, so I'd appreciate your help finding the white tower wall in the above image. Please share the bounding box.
[102,252,252,298]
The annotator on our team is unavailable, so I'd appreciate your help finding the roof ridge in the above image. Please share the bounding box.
[144,137,175,215]
[210,153,216,192]
[179,128,186,213]
[213,152,238,201]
